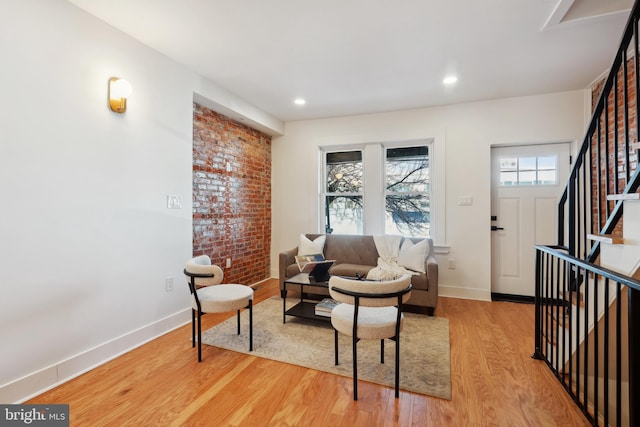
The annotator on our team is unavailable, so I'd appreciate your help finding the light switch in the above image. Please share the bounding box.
[167,195,182,209]
[458,196,473,206]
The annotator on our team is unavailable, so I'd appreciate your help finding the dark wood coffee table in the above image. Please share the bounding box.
[282,273,331,323]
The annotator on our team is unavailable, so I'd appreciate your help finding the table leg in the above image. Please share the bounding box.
[282,285,287,323]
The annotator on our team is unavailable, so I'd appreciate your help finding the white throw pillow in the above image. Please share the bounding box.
[397,238,428,273]
[298,234,326,256]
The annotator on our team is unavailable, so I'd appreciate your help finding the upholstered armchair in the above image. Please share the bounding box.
[329,274,412,400]
[184,255,254,362]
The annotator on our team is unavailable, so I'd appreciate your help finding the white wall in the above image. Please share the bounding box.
[271,91,587,300]
[0,0,282,402]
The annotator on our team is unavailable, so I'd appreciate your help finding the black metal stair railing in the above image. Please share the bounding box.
[557,1,640,260]
[534,1,640,425]
[534,245,640,426]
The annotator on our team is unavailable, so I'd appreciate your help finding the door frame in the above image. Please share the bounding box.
[490,141,573,302]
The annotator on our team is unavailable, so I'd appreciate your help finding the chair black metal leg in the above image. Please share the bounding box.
[395,335,400,398]
[381,339,385,364]
[237,309,241,335]
[197,311,202,362]
[191,309,196,348]
[334,329,339,365]
[353,334,358,401]
[249,300,253,352]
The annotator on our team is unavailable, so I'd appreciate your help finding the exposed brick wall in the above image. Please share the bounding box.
[590,59,640,235]
[192,103,272,285]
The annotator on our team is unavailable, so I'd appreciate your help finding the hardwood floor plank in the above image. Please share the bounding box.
[171,356,255,426]
[27,279,591,426]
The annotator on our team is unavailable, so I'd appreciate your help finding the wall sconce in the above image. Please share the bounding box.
[108,77,133,113]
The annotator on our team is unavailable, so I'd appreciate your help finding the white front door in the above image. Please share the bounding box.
[490,143,571,297]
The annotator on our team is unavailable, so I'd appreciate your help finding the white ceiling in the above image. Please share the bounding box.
[68,0,632,122]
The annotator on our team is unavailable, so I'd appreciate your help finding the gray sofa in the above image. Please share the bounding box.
[279,233,438,315]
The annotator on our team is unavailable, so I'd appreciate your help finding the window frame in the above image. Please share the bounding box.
[322,148,365,234]
[319,139,434,239]
[383,144,431,237]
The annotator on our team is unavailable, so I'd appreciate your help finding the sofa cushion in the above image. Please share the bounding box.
[329,263,374,278]
[307,234,379,266]
[398,238,428,273]
[298,234,326,256]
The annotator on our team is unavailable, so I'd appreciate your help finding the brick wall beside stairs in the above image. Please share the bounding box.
[590,60,640,236]
[192,103,272,285]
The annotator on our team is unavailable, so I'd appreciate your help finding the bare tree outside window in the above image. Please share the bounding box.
[324,146,430,237]
[385,146,430,237]
[325,151,363,234]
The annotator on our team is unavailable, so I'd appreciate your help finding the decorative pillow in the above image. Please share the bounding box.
[397,238,428,273]
[298,234,326,256]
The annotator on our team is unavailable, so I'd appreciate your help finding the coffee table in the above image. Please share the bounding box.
[282,273,331,323]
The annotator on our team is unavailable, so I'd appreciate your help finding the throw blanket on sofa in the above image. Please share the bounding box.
[367,235,418,280]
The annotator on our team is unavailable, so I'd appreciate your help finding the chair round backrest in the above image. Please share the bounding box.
[329,274,412,307]
[185,255,224,287]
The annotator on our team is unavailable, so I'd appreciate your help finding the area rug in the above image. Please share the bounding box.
[201,297,451,400]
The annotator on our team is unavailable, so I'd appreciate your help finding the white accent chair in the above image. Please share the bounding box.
[184,255,253,362]
[329,274,412,400]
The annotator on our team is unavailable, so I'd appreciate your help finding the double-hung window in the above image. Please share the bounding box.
[323,151,363,234]
[384,146,430,237]
[321,143,430,237]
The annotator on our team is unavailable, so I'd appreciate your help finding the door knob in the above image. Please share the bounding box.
[491,226,504,231]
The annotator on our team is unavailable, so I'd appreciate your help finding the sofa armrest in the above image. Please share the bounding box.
[279,246,298,290]
[426,253,438,292]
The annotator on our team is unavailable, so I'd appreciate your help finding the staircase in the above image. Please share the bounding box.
[534,1,640,426]
[598,194,640,276]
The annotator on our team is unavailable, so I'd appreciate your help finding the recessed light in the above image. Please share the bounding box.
[443,75,458,85]
[294,98,306,106]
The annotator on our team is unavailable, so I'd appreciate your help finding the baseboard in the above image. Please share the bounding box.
[0,308,191,404]
[491,292,535,304]
[438,285,492,301]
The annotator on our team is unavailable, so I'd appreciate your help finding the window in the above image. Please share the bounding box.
[499,156,557,186]
[385,146,430,237]
[322,143,431,238]
[324,151,363,234]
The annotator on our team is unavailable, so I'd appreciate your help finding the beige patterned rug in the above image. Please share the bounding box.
[201,297,451,400]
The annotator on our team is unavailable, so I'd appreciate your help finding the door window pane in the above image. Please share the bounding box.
[538,156,556,170]
[499,155,557,186]
[518,170,536,185]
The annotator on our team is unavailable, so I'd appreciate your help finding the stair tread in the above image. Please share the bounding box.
[562,291,585,307]
[586,233,624,244]
[606,192,640,201]
[545,310,570,330]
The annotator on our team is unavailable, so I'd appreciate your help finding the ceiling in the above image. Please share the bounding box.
[68,0,632,122]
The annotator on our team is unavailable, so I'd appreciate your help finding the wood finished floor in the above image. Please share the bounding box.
[28,279,590,426]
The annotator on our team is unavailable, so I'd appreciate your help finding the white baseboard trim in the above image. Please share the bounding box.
[1,308,191,404]
[438,284,492,301]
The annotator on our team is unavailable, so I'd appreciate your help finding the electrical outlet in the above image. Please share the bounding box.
[165,277,174,292]
[447,259,456,269]
[226,258,231,268]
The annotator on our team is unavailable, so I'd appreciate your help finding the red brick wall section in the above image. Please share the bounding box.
[192,103,272,285]
[589,59,640,235]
